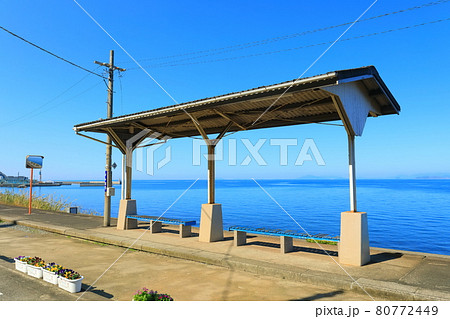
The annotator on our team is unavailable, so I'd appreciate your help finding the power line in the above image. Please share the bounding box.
[0,73,103,129]
[130,17,450,69]
[121,0,450,65]
[72,0,180,106]
[0,25,106,79]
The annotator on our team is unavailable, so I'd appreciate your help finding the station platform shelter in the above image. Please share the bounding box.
[74,66,400,266]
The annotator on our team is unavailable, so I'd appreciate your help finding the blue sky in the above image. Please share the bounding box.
[1,0,449,180]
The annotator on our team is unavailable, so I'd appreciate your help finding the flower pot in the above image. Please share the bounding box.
[58,276,84,293]
[27,265,43,279]
[14,259,28,273]
[42,269,59,285]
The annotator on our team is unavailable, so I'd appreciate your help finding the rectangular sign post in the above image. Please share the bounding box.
[26,155,44,215]
[28,167,33,215]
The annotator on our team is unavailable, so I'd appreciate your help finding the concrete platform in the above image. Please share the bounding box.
[1,204,449,301]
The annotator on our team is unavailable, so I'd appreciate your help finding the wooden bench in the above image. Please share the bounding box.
[228,226,339,254]
[126,215,196,238]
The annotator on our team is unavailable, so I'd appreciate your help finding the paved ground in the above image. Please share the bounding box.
[0,225,372,301]
[0,204,449,301]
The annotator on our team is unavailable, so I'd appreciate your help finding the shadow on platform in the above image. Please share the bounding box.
[247,241,338,256]
[290,290,344,301]
[81,284,114,300]
[369,252,403,265]
[0,254,15,263]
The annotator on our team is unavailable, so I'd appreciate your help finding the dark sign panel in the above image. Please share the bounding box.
[26,155,44,169]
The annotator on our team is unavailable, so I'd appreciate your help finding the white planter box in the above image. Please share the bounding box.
[27,265,43,279]
[14,259,28,273]
[58,276,84,293]
[42,269,59,285]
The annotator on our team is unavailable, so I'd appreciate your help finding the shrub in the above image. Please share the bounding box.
[133,288,174,301]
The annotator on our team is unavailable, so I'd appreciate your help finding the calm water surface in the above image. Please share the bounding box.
[5,179,450,255]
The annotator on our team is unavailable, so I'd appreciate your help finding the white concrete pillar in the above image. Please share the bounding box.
[348,134,357,212]
[125,151,133,200]
[121,154,126,200]
[207,144,215,204]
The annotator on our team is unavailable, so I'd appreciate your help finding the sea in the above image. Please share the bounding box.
[5,179,450,256]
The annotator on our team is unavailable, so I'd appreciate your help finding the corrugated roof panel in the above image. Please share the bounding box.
[74,66,400,142]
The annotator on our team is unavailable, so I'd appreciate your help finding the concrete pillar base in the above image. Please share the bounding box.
[117,199,137,230]
[150,221,162,233]
[234,230,247,246]
[199,203,224,242]
[281,236,293,253]
[339,211,370,266]
[180,225,192,238]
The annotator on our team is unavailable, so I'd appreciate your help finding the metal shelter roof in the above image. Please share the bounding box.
[74,66,400,152]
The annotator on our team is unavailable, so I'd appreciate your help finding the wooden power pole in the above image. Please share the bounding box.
[95,50,125,227]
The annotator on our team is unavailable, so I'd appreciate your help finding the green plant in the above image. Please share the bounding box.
[79,208,102,216]
[0,189,70,212]
[15,256,30,262]
[26,256,46,267]
[133,288,173,301]
[44,262,64,274]
[306,238,338,245]
[58,269,82,280]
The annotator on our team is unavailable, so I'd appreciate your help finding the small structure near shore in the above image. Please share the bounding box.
[74,66,401,266]
[0,171,29,186]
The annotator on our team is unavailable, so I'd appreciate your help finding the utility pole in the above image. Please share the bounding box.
[95,50,126,227]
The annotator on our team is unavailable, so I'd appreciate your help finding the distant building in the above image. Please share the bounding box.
[0,171,29,184]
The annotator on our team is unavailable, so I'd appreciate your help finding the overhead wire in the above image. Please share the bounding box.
[0,67,103,129]
[118,71,124,116]
[69,1,447,142]
[0,25,106,79]
[122,0,450,65]
[130,17,450,69]
[72,0,179,105]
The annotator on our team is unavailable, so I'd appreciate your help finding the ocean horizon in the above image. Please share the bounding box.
[4,178,450,256]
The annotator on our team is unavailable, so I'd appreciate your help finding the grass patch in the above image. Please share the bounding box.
[0,189,101,215]
[0,189,69,211]
[306,238,338,245]
[82,239,109,246]
[79,208,102,216]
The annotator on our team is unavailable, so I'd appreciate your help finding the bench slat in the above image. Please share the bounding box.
[126,215,196,226]
[229,226,339,242]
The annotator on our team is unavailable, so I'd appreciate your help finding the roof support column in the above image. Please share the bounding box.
[337,106,370,266]
[125,150,133,200]
[121,154,126,200]
[117,148,137,230]
[348,133,357,212]
[190,116,232,242]
[207,144,215,204]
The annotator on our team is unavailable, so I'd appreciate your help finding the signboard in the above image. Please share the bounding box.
[26,155,44,169]
[25,155,44,215]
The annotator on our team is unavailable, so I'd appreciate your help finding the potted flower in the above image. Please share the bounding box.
[57,269,83,293]
[43,262,64,285]
[26,256,45,279]
[132,288,174,301]
[14,256,30,273]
